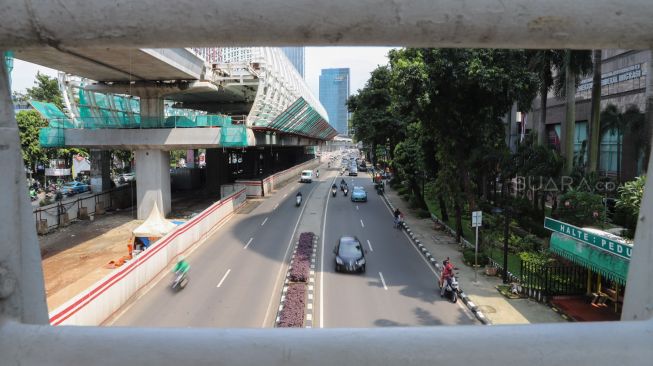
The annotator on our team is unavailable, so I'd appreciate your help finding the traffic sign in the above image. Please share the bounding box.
[472,211,482,228]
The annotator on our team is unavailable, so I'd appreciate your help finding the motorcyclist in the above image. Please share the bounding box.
[173,256,190,278]
[440,258,455,296]
[393,208,403,227]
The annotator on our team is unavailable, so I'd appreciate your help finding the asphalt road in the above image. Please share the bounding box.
[318,173,477,327]
[110,177,320,328]
[111,162,476,328]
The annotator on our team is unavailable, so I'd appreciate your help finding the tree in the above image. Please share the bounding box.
[554,50,592,174]
[526,50,564,146]
[26,72,63,110]
[389,48,538,242]
[16,110,50,170]
[616,175,646,236]
[600,104,646,182]
[347,65,405,165]
[588,50,603,173]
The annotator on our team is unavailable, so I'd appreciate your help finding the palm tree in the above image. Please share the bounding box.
[554,50,593,174]
[588,50,602,173]
[527,50,563,146]
[600,104,645,182]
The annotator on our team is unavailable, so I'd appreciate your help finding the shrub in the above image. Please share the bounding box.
[462,248,489,266]
[277,283,306,327]
[556,190,605,227]
[397,186,410,196]
[416,208,431,218]
[289,232,314,282]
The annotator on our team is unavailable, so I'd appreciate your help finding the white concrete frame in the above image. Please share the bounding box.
[1,1,653,365]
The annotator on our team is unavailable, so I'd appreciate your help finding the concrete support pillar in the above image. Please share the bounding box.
[139,96,164,128]
[186,149,195,168]
[205,148,224,194]
[135,149,171,219]
[89,150,112,193]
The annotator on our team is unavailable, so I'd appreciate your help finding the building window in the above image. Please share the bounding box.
[574,121,588,164]
[600,127,622,174]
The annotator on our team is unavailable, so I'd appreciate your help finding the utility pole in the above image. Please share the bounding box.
[503,206,510,284]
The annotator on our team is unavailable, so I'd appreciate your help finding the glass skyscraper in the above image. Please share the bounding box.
[281,47,305,78]
[319,68,350,136]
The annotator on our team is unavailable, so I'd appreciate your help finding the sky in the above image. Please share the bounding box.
[10,47,394,98]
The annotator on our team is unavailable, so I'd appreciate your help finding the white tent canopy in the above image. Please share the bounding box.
[132,201,177,237]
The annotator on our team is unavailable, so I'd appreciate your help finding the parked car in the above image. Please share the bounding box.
[334,236,366,273]
[118,172,136,184]
[300,170,314,183]
[351,186,367,202]
[60,181,90,196]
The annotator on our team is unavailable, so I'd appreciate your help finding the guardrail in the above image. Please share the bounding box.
[33,184,136,234]
[48,188,246,326]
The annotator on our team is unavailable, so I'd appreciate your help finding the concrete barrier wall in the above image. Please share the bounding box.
[272,158,319,188]
[235,158,318,197]
[48,188,247,326]
[235,180,264,197]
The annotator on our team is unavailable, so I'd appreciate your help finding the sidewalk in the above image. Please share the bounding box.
[384,186,566,325]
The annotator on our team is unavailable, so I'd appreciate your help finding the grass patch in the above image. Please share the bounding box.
[486,247,522,278]
[425,198,474,243]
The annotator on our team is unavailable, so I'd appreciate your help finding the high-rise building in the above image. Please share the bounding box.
[281,47,305,78]
[319,68,350,136]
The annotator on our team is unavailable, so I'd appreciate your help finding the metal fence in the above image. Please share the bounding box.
[520,260,588,302]
[33,183,136,233]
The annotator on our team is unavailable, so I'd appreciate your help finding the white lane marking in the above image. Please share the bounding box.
[367,239,374,252]
[273,203,279,210]
[379,272,388,290]
[380,195,476,321]
[320,175,337,328]
[356,205,359,210]
[360,219,365,228]
[262,179,320,327]
[261,217,268,226]
[216,269,231,288]
[243,237,254,250]
[283,193,288,198]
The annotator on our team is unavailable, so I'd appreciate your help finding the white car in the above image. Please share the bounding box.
[300,170,313,183]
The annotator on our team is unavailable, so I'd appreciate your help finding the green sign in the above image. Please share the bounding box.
[544,217,632,261]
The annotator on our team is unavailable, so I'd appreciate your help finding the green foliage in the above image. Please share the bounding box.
[16,110,49,168]
[556,190,605,227]
[519,251,552,267]
[463,248,489,266]
[26,72,64,110]
[616,175,646,234]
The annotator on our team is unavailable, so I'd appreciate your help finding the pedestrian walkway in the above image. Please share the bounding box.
[384,186,566,325]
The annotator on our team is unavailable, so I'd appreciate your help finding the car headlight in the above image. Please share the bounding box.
[356,258,366,265]
[336,257,343,265]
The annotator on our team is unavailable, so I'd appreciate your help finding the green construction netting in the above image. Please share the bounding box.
[549,232,630,285]
[30,101,76,128]
[220,125,248,147]
[267,97,337,140]
[39,128,65,147]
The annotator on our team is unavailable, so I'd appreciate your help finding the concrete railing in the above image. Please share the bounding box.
[236,158,319,197]
[48,188,247,326]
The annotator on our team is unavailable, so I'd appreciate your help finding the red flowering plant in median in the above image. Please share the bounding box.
[277,283,306,327]
[289,232,314,282]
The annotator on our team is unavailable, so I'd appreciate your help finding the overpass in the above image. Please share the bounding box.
[17,47,337,218]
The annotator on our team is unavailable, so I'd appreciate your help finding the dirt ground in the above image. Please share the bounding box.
[40,193,221,312]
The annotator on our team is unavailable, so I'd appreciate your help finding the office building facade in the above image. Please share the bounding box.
[526,50,651,181]
[281,47,305,78]
[319,68,350,135]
